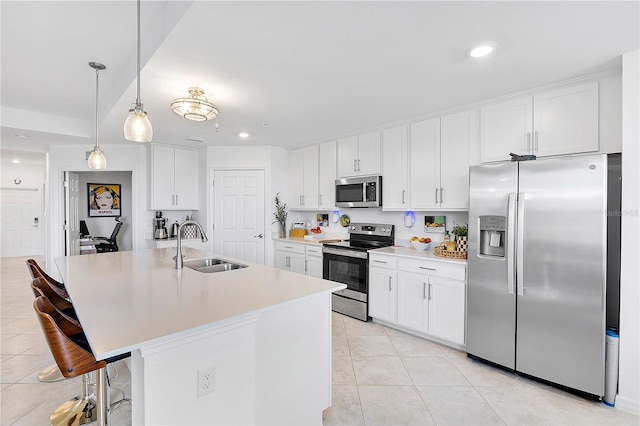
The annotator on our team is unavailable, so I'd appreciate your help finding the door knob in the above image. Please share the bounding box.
[254,234,263,238]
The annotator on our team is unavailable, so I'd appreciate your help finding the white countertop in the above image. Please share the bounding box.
[370,246,468,265]
[55,248,345,360]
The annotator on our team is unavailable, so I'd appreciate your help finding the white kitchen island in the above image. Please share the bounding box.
[55,248,345,425]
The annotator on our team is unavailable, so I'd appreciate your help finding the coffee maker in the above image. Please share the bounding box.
[154,211,168,239]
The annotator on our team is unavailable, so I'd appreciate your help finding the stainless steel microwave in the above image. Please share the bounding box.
[335,175,382,208]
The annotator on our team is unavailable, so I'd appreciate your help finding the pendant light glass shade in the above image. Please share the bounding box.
[124,106,153,142]
[88,147,107,169]
[88,61,107,170]
[124,0,152,142]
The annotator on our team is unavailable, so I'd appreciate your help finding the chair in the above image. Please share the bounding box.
[34,295,130,426]
[31,277,79,326]
[26,258,67,295]
[95,220,122,253]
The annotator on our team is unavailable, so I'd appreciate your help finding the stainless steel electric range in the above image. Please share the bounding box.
[322,223,394,321]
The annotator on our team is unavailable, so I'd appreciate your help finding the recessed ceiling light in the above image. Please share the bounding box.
[239,132,249,138]
[469,42,497,58]
[16,134,28,139]
[12,159,20,164]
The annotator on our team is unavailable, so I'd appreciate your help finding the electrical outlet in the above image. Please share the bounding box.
[197,366,216,398]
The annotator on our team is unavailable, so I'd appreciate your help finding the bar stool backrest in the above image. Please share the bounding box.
[33,296,106,378]
[26,259,67,297]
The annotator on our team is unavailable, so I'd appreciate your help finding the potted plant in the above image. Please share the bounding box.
[452,223,468,252]
[273,193,288,238]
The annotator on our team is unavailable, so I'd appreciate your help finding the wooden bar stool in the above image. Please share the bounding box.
[26,259,70,382]
[33,295,130,426]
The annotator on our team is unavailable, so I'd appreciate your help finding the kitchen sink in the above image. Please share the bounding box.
[183,258,247,273]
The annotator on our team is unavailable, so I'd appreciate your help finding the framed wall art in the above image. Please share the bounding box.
[88,183,121,217]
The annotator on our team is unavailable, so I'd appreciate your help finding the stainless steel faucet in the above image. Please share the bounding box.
[175,220,209,269]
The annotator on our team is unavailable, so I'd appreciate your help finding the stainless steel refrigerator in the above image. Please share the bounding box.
[467,154,620,397]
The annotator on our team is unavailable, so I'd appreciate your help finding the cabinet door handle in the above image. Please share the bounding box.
[527,132,531,153]
[428,283,432,300]
[358,159,361,172]
[419,266,436,271]
[534,130,539,153]
[440,187,444,204]
[354,159,357,172]
[175,194,178,205]
[435,188,438,204]
[319,194,323,205]
[286,256,290,267]
[388,276,392,291]
[305,259,308,274]
[402,189,406,204]
[423,282,427,299]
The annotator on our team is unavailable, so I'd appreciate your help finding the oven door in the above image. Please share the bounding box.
[322,247,368,300]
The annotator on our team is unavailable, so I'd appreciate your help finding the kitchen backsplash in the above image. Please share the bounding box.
[288,209,468,247]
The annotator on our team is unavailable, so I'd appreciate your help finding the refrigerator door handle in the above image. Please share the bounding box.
[507,193,517,295]
[516,192,526,296]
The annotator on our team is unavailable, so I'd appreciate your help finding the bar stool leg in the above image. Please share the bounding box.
[49,373,96,426]
[38,364,66,382]
[96,367,110,426]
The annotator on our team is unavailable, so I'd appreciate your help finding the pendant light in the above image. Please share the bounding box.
[124,0,152,142]
[88,62,107,170]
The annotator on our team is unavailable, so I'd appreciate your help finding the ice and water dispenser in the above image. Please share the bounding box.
[478,216,506,257]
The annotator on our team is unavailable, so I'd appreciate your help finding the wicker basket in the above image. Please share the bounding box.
[434,246,467,259]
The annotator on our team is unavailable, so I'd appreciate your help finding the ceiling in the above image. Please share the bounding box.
[1,1,638,159]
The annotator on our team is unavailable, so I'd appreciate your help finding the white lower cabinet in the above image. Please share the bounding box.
[369,253,467,346]
[275,242,306,274]
[274,241,324,277]
[368,266,397,323]
[305,246,323,278]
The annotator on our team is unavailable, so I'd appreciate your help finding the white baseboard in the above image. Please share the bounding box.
[615,395,640,416]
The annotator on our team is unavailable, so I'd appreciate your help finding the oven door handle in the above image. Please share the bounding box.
[322,247,368,259]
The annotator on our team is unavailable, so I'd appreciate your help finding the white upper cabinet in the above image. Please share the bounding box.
[409,110,475,210]
[533,82,599,157]
[318,141,337,209]
[150,144,199,210]
[480,82,598,163]
[382,125,409,210]
[409,118,440,210]
[337,131,381,178]
[289,145,319,209]
[440,110,475,209]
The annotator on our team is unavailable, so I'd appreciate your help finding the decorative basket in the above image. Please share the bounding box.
[434,245,467,259]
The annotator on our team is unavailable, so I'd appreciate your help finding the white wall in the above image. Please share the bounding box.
[1,157,46,189]
[617,50,640,415]
[206,145,288,266]
[46,144,148,274]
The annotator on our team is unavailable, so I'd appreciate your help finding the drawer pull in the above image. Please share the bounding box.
[419,266,436,271]
[373,260,388,264]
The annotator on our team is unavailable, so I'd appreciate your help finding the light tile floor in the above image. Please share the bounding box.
[2,256,638,425]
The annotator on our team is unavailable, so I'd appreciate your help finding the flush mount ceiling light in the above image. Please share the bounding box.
[171,87,219,122]
[469,42,497,58]
[124,0,152,142]
[88,62,107,170]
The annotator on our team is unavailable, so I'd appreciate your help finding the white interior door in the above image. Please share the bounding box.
[214,170,265,264]
[64,172,80,256]
[0,189,43,257]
